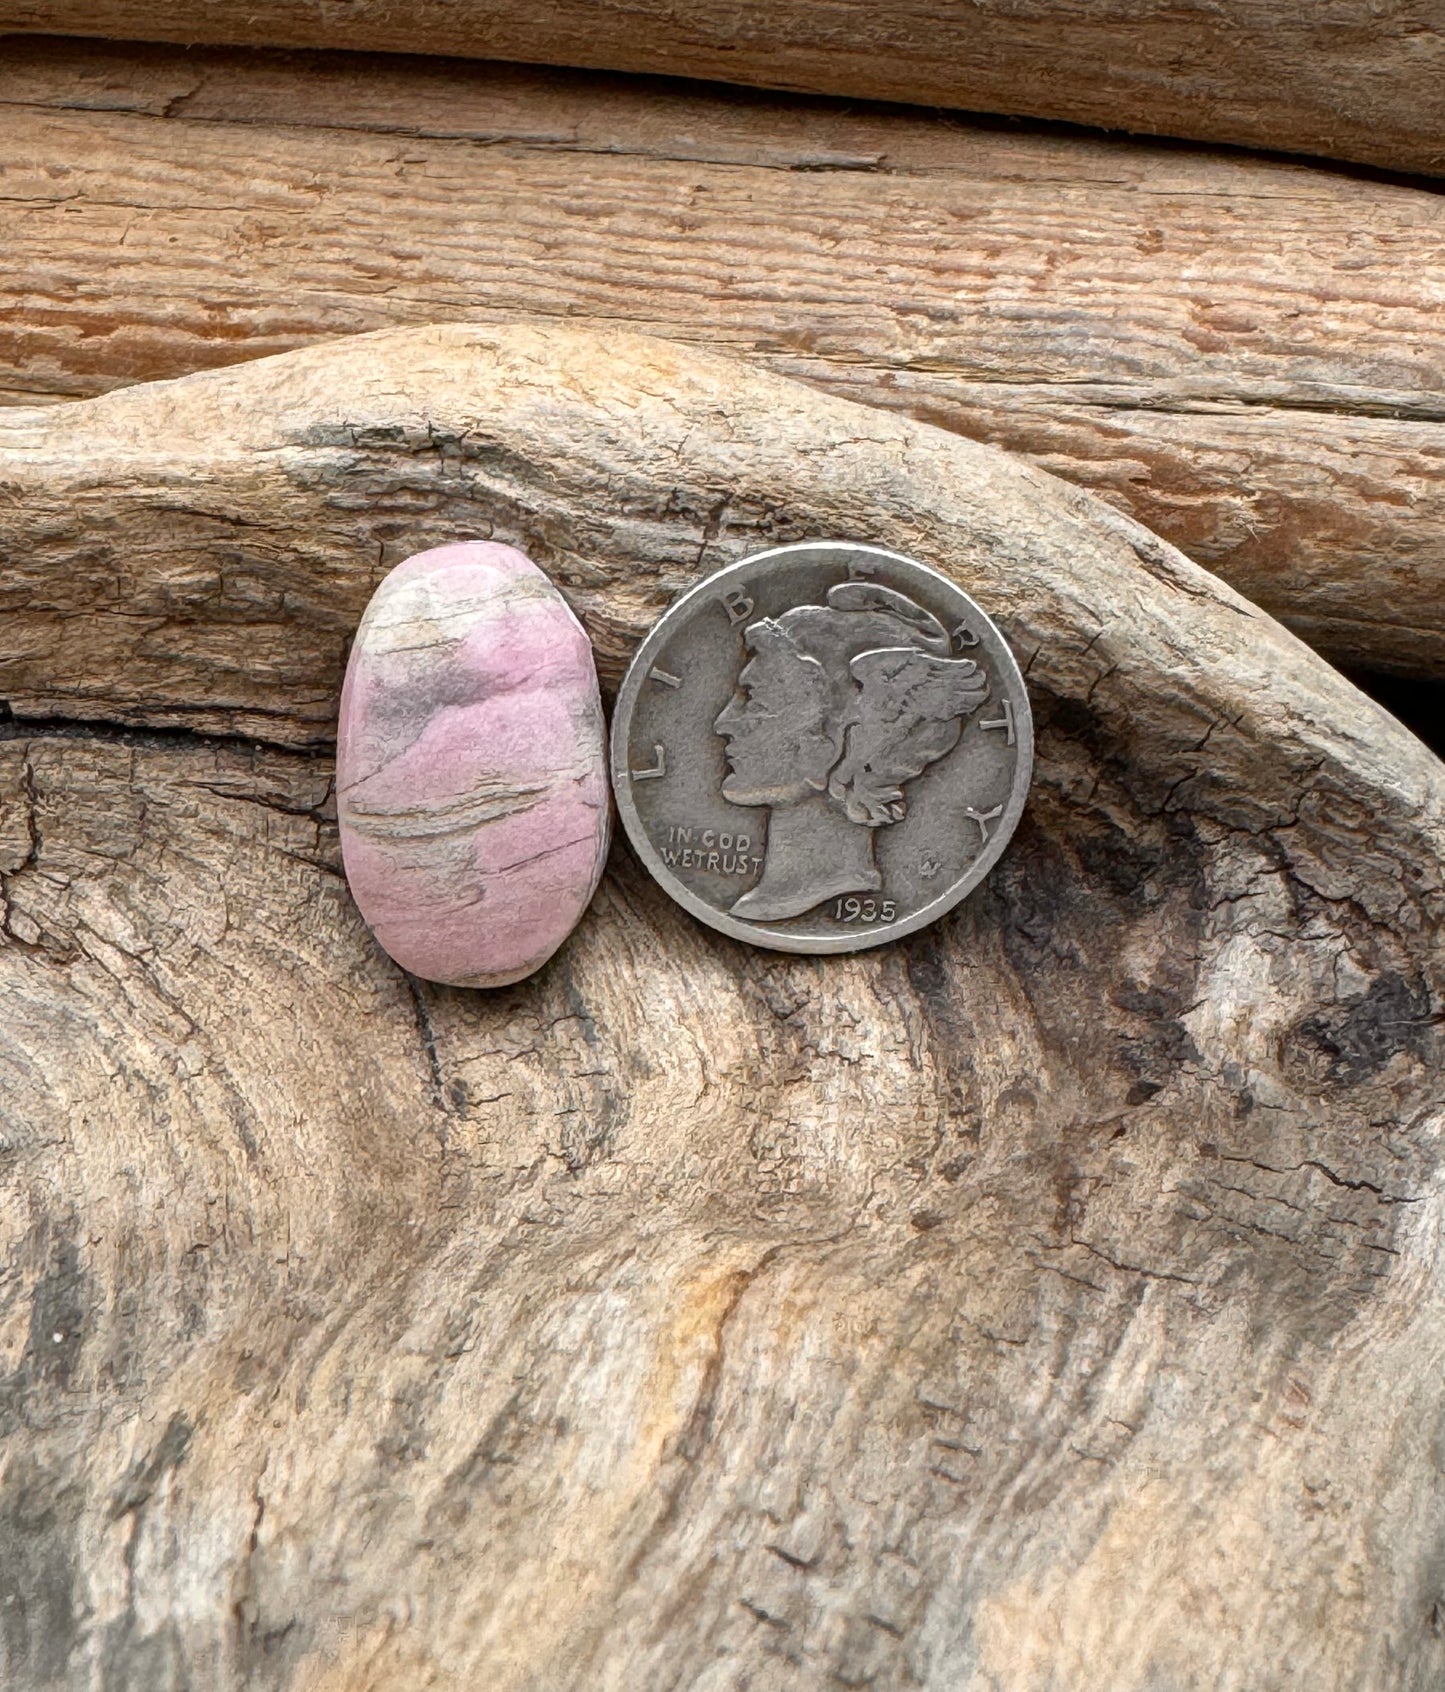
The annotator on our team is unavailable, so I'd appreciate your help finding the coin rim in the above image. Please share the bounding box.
[610,541,1034,954]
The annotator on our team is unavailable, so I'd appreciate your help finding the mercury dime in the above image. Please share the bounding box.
[611,541,1033,954]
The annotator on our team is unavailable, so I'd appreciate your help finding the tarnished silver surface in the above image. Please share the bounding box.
[611,541,1033,953]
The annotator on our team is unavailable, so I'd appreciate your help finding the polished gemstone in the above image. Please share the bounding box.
[337,542,610,986]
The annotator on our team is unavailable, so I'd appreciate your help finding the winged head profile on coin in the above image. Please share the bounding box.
[712,580,990,921]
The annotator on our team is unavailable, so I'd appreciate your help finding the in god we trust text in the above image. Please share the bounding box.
[658,825,762,877]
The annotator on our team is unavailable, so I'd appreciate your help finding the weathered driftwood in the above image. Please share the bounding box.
[1,323,1443,1690]
[2,39,1443,681]
[2,0,1442,174]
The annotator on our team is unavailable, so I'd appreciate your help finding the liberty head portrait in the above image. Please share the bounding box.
[713,579,990,922]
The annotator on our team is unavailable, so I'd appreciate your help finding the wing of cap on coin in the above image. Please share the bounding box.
[0,322,1441,1690]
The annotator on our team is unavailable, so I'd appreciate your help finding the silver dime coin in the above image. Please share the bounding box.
[610,541,1033,954]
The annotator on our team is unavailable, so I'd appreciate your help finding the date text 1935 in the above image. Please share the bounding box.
[832,897,897,922]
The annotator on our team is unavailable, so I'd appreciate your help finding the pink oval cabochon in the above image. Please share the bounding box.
[337,542,611,987]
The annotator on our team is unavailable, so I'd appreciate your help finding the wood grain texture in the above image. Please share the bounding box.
[1,322,1444,1690]
[1,0,1443,173]
[2,39,1443,679]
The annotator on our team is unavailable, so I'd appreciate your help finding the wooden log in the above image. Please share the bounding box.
[2,39,1443,680]
[2,0,1442,175]
[1,322,1443,1689]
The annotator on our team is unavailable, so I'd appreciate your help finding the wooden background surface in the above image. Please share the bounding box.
[4,0,1442,174]
[2,322,1443,1691]
[3,38,1444,680]
[1,10,1443,1690]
